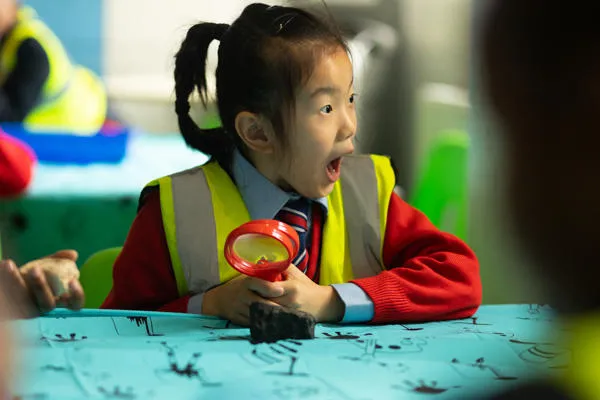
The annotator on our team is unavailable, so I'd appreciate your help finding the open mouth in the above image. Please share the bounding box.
[326,157,342,182]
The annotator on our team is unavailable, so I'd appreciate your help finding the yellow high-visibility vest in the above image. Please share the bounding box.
[145,154,396,296]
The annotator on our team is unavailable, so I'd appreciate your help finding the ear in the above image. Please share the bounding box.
[234,111,276,154]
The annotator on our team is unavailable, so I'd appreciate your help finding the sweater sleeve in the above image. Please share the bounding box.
[101,189,190,313]
[351,192,482,324]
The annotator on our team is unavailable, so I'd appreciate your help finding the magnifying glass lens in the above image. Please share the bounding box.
[232,233,290,267]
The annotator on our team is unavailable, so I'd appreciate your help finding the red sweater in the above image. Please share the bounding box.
[102,190,481,324]
[0,131,35,197]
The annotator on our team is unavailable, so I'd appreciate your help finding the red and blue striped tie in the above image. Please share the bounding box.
[276,198,310,272]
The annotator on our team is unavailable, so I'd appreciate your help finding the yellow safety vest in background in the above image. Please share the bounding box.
[145,154,396,297]
[0,6,106,135]
[558,313,600,400]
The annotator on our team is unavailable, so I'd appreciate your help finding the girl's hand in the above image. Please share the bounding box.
[270,265,345,323]
[202,274,284,326]
[0,250,85,319]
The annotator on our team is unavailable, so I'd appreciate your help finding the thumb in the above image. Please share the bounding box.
[247,278,284,298]
[46,250,78,262]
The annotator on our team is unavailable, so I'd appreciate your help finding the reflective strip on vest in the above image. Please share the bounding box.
[337,155,393,279]
[146,154,396,296]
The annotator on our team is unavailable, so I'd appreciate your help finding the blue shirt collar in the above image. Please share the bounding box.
[232,149,328,220]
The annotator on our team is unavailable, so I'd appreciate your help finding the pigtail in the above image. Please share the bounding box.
[174,22,232,164]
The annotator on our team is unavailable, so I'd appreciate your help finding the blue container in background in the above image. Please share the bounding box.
[0,123,130,165]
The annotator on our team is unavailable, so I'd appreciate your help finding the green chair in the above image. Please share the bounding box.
[409,130,469,241]
[79,247,121,308]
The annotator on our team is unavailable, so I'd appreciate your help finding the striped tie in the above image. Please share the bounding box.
[276,198,310,272]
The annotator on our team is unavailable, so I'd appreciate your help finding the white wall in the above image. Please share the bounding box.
[102,0,257,132]
[103,0,255,77]
[402,0,472,87]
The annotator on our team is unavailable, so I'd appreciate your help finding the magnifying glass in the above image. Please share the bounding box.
[224,219,299,282]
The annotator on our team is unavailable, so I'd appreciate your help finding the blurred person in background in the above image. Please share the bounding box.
[480,1,600,399]
[0,250,84,319]
[0,0,106,135]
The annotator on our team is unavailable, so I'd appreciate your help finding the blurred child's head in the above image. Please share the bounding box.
[174,3,356,199]
[481,0,600,313]
[0,0,17,36]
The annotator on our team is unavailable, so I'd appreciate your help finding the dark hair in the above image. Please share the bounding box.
[480,0,600,313]
[481,0,600,137]
[174,3,348,168]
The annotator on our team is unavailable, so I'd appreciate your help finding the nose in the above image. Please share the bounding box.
[337,107,356,142]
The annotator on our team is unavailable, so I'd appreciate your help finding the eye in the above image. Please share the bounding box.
[320,104,333,114]
[349,93,358,104]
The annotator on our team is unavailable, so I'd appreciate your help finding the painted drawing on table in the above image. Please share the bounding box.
[12,304,564,399]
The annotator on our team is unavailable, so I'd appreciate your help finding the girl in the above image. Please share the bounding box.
[102,3,481,326]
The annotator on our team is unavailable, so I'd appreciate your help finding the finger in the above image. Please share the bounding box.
[269,292,303,309]
[66,280,85,310]
[0,259,16,271]
[55,295,69,308]
[246,278,285,298]
[22,267,56,313]
[232,313,249,327]
[0,259,25,290]
[0,260,29,304]
[231,297,252,324]
[0,259,20,278]
[241,291,282,309]
[46,249,78,262]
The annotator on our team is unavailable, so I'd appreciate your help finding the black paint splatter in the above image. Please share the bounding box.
[40,365,70,372]
[452,317,492,326]
[266,356,309,377]
[126,317,163,336]
[215,335,251,341]
[400,324,424,331]
[159,342,221,387]
[97,386,136,399]
[322,331,360,340]
[509,338,554,345]
[395,380,460,394]
[41,333,87,343]
[451,357,518,380]
[249,340,303,366]
[355,338,426,353]
[252,348,282,365]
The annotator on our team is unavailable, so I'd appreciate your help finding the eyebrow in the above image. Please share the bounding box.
[309,78,354,98]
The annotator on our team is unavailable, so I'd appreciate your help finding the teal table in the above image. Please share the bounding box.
[8,305,567,399]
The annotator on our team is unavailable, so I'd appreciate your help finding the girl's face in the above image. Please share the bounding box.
[273,47,357,199]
